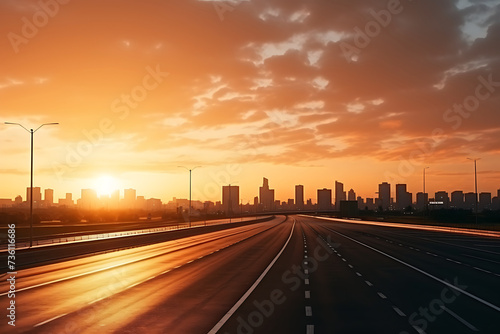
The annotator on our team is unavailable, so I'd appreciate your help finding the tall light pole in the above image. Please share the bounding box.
[423,167,429,212]
[467,158,480,224]
[178,166,200,228]
[5,122,59,247]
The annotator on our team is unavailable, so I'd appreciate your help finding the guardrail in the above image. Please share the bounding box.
[1,216,274,251]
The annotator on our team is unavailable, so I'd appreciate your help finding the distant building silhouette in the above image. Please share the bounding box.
[348,188,356,201]
[396,184,412,211]
[26,187,42,208]
[464,192,476,210]
[317,188,332,211]
[378,182,390,210]
[79,189,98,210]
[479,192,491,211]
[124,188,137,209]
[44,188,54,207]
[434,191,449,209]
[259,177,275,211]
[222,185,239,215]
[451,191,464,209]
[295,185,304,210]
[335,181,345,210]
[416,192,428,210]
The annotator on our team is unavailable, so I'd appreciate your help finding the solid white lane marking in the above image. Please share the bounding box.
[306,324,314,334]
[327,228,500,313]
[305,306,312,316]
[34,313,68,327]
[393,306,406,316]
[207,220,296,334]
[305,291,310,299]
[441,306,478,331]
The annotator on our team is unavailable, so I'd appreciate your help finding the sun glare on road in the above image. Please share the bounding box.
[93,175,120,197]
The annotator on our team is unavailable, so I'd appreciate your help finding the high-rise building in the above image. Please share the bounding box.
[80,189,98,210]
[479,192,491,212]
[222,185,239,215]
[464,192,476,210]
[26,187,42,206]
[124,188,137,209]
[378,182,391,210]
[317,188,332,211]
[44,188,54,207]
[416,192,428,210]
[434,191,449,208]
[335,181,345,210]
[295,185,304,210]
[259,177,275,211]
[348,189,356,201]
[396,184,411,211]
[450,191,464,209]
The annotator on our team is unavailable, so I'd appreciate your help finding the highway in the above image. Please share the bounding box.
[1,215,499,333]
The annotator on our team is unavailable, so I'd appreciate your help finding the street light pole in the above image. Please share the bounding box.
[467,158,480,224]
[178,166,200,228]
[5,122,59,247]
[423,167,429,212]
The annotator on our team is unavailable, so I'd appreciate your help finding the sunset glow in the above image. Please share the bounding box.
[1,0,499,204]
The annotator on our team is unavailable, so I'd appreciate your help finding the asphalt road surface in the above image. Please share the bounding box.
[1,215,498,333]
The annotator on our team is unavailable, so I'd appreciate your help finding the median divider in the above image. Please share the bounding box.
[0,216,275,251]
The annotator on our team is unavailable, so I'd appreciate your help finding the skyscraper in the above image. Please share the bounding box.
[124,188,137,209]
[396,184,411,211]
[317,188,332,211]
[378,182,391,211]
[348,189,356,201]
[295,185,304,210]
[451,191,464,209]
[259,177,275,211]
[222,185,239,215]
[44,188,54,207]
[335,181,345,210]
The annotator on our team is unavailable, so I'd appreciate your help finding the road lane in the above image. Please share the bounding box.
[3,216,291,333]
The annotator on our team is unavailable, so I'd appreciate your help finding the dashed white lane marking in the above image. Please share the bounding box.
[356,272,362,277]
[441,306,479,331]
[365,280,373,286]
[305,279,310,285]
[342,258,346,262]
[413,325,427,334]
[304,269,309,275]
[377,292,387,299]
[327,228,500,313]
[306,324,314,334]
[305,255,308,258]
[34,313,68,327]
[473,267,491,274]
[348,264,353,269]
[208,221,296,334]
[305,306,312,316]
[305,291,310,299]
[446,258,461,264]
[393,306,406,316]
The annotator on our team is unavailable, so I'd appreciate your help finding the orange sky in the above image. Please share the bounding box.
[1,0,499,203]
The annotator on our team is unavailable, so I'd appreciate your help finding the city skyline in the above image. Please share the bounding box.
[1,176,498,212]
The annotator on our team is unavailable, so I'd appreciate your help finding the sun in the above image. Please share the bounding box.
[93,175,119,197]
